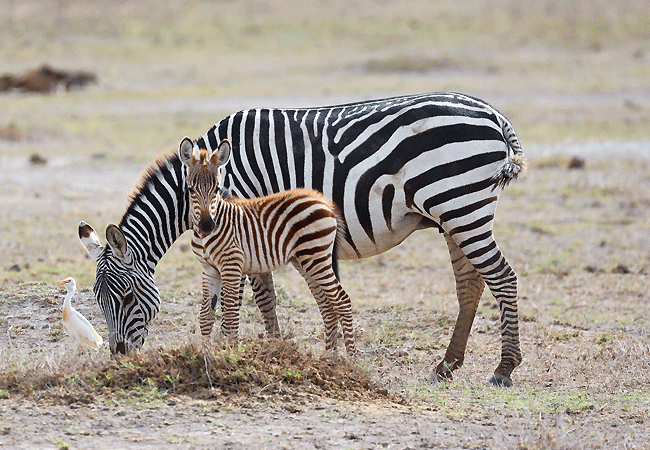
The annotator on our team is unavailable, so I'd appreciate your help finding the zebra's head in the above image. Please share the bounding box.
[79,221,159,355]
[178,137,231,238]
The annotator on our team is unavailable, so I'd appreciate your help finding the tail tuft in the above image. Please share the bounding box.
[491,109,526,190]
[492,153,527,190]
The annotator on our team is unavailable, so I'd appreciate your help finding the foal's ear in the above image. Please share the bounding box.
[106,224,130,262]
[211,139,231,168]
[78,221,103,260]
[178,137,196,167]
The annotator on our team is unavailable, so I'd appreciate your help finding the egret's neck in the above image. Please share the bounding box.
[63,288,74,310]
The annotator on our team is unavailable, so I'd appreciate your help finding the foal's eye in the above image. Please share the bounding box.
[188,186,196,194]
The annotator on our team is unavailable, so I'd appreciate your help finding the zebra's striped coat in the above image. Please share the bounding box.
[180,139,355,355]
[80,92,525,386]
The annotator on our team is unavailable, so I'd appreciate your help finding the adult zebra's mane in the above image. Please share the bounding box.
[118,150,191,268]
[123,150,180,214]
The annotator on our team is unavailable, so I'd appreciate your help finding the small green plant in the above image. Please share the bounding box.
[180,348,198,362]
[120,361,139,369]
[281,368,302,382]
[67,373,79,387]
[223,343,247,367]
[0,389,9,399]
[103,371,114,384]
[131,378,166,405]
[166,434,185,444]
[596,333,612,345]
[231,369,249,381]
[54,439,71,450]
[438,359,458,377]
[165,373,180,388]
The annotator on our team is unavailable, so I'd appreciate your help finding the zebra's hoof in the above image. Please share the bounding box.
[428,371,453,384]
[489,374,512,387]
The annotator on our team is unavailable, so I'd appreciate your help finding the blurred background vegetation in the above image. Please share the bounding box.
[1,0,649,162]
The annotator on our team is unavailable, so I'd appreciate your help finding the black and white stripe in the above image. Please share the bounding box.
[81,92,525,385]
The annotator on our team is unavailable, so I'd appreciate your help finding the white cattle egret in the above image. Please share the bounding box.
[57,277,103,350]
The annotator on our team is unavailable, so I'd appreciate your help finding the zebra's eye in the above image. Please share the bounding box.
[124,291,134,306]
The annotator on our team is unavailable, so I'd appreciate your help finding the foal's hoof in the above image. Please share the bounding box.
[489,374,513,387]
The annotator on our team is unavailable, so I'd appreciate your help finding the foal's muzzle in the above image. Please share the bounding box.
[198,211,215,237]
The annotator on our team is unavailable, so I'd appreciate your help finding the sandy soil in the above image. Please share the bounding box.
[2,144,650,449]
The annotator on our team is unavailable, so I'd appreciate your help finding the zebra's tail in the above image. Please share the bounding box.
[491,111,527,190]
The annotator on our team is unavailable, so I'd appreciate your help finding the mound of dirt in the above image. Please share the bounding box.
[1,339,393,406]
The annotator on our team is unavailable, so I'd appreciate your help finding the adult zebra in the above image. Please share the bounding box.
[79,92,526,386]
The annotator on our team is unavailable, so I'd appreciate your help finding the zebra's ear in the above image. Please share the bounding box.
[78,221,103,260]
[178,137,196,167]
[212,139,231,168]
[106,224,130,262]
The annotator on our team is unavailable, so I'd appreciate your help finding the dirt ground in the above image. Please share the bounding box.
[3,147,650,449]
[2,1,650,449]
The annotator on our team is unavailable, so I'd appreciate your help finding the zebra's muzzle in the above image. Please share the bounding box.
[198,212,215,237]
[113,341,127,356]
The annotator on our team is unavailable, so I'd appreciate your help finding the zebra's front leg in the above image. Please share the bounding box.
[198,264,222,336]
[435,232,485,381]
[192,233,222,336]
[219,262,245,339]
[248,273,281,336]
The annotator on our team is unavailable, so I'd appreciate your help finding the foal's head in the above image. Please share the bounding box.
[178,137,231,238]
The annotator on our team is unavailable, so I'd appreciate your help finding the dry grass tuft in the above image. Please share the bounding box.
[0,338,392,405]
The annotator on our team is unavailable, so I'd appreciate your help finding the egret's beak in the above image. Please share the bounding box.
[57,279,70,285]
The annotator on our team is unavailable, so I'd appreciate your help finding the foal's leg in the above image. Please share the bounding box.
[218,262,246,339]
[192,232,221,336]
[198,264,222,336]
[248,273,281,336]
[291,259,340,352]
[293,256,356,356]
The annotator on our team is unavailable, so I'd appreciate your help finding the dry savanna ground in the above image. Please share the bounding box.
[1,1,650,449]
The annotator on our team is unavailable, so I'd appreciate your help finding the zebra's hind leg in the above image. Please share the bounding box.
[292,258,357,357]
[248,273,281,337]
[325,284,356,357]
[290,259,340,353]
[435,232,485,381]
[449,229,522,387]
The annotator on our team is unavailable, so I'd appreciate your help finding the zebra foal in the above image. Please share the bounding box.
[179,137,356,356]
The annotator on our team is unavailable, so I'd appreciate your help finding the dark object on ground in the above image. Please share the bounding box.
[0,74,15,92]
[568,156,586,169]
[64,71,97,91]
[29,153,48,165]
[2,65,97,94]
[612,264,631,274]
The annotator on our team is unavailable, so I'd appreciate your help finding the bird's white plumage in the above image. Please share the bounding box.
[58,277,103,350]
